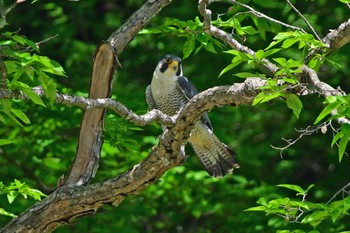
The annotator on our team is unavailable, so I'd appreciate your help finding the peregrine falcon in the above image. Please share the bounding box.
[145,54,239,177]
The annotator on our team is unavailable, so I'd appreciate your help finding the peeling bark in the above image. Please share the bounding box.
[64,43,116,186]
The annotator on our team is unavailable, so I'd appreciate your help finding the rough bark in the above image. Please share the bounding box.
[0,78,263,233]
[64,43,116,186]
[1,0,350,232]
[107,0,173,55]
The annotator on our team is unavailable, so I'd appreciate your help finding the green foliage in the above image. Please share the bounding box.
[0,179,46,218]
[314,95,350,162]
[1,0,350,232]
[140,17,226,59]
[247,184,350,232]
[252,78,303,119]
[0,32,65,126]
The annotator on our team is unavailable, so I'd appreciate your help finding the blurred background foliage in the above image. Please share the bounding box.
[0,0,349,232]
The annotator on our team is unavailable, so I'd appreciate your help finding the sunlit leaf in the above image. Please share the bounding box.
[314,101,341,124]
[0,139,14,145]
[252,91,281,105]
[0,208,16,218]
[183,36,195,59]
[11,109,31,124]
[286,94,303,119]
[277,184,307,195]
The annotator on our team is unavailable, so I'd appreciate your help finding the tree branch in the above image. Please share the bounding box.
[0,77,264,233]
[200,0,350,117]
[107,0,173,55]
[64,0,174,185]
[285,0,322,41]
[199,0,279,77]
[229,0,307,34]
[0,87,175,127]
[64,43,116,186]
[323,18,350,51]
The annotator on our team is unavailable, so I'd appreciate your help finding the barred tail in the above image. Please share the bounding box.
[189,124,239,177]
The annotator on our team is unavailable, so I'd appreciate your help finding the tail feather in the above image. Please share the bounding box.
[190,137,239,177]
[188,121,239,177]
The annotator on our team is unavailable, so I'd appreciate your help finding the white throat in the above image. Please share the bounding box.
[151,69,178,97]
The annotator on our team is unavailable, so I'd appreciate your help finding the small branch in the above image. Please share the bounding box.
[198,0,279,77]
[305,18,350,62]
[326,182,350,204]
[0,0,18,29]
[0,88,175,126]
[230,0,307,34]
[271,122,330,157]
[285,0,322,42]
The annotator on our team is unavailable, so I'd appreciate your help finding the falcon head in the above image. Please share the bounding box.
[156,54,183,77]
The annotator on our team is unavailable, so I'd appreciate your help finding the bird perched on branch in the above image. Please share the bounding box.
[145,54,239,177]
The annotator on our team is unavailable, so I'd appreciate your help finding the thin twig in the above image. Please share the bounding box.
[229,0,307,34]
[271,122,331,157]
[285,0,323,42]
[0,0,19,29]
[326,182,350,204]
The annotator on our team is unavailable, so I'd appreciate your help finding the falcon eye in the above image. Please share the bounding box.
[165,58,172,64]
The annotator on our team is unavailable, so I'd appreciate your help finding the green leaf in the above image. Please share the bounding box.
[11,109,31,124]
[257,197,268,206]
[12,35,26,45]
[25,38,39,52]
[0,139,14,145]
[183,36,195,59]
[331,130,343,147]
[338,124,350,162]
[252,91,281,106]
[7,191,18,204]
[302,210,329,227]
[265,40,280,50]
[21,88,46,106]
[286,94,303,119]
[0,208,16,218]
[314,101,341,124]
[204,41,216,54]
[255,50,265,60]
[273,57,287,66]
[241,26,258,35]
[263,48,281,58]
[281,38,299,48]
[38,71,57,105]
[219,57,244,77]
[235,72,259,78]
[245,206,267,212]
[277,184,306,195]
[339,0,350,3]
[273,31,294,40]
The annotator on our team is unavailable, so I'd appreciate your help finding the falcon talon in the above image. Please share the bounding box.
[145,55,239,177]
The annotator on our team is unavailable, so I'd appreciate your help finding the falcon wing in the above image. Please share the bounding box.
[177,76,213,131]
[145,85,158,110]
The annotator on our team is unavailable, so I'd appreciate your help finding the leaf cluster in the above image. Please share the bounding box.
[247,184,350,232]
[0,179,46,218]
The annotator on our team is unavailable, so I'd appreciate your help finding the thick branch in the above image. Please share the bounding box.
[324,18,350,51]
[64,43,116,186]
[107,0,172,55]
[0,78,264,233]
